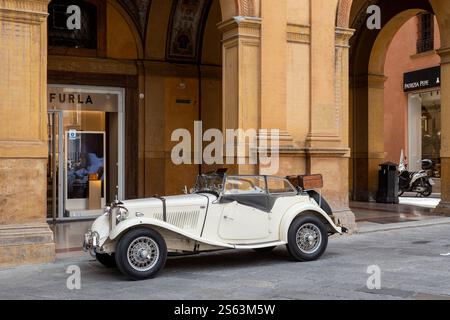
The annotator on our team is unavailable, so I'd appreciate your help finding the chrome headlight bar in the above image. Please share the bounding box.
[106,199,129,226]
[103,205,111,216]
[115,206,129,224]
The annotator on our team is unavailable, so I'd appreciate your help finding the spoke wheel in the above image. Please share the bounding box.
[115,228,167,280]
[286,214,328,262]
[127,237,160,272]
[295,223,322,254]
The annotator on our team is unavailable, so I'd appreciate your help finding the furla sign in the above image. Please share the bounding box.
[47,86,119,112]
[404,66,441,92]
[49,92,93,105]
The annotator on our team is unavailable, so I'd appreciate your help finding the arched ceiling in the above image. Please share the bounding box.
[117,0,217,62]
[166,0,213,62]
[117,0,152,37]
[348,0,434,73]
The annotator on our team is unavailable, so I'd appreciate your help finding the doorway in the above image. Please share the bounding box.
[408,89,441,193]
[47,85,125,221]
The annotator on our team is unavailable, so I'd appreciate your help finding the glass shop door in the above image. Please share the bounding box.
[47,85,125,220]
[47,111,64,221]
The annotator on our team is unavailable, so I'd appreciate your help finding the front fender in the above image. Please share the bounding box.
[90,214,110,247]
[279,203,342,243]
[108,217,234,249]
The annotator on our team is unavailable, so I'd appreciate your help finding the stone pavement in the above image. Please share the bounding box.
[1,223,450,300]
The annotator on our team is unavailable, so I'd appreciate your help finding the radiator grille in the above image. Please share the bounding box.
[149,212,164,221]
[149,210,200,230]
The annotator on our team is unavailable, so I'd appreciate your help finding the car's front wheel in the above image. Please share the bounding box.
[286,214,328,262]
[115,228,167,280]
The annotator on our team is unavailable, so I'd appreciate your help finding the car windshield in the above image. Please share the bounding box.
[193,174,224,194]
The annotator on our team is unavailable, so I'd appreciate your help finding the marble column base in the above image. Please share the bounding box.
[433,202,450,217]
[333,208,357,235]
[0,223,55,268]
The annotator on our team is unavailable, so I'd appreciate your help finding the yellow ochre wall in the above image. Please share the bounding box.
[4,0,450,267]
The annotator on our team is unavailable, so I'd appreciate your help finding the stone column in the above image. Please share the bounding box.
[260,0,286,130]
[308,0,340,146]
[0,0,55,267]
[218,17,261,174]
[435,47,450,215]
[351,73,387,202]
[367,74,387,200]
[305,0,356,232]
[332,27,357,232]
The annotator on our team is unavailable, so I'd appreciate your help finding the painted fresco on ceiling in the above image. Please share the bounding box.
[167,0,211,62]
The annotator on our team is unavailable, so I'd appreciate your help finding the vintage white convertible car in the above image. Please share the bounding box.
[83,170,347,280]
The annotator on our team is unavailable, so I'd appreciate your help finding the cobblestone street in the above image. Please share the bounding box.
[1,223,450,300]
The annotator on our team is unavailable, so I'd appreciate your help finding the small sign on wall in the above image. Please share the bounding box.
[176,99,193,105]
[68,130,77,140]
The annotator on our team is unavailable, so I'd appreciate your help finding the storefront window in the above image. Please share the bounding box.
[47,85,124,220]
[421,95,441,178]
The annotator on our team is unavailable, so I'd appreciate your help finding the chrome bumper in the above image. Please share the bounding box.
[332,218,349,234]
[83,230,100,254]
[339,226,349,234]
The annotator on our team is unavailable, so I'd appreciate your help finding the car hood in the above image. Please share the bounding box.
[120,193,217,209]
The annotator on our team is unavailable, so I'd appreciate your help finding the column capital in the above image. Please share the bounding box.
[217,16,261,42]
[350,73,387,89]
[437,47,450,65]
[368,73,388,88]
[287,23,310,44]
[0,0,50,10]
[335,27,355,48]
[0,0,49,23]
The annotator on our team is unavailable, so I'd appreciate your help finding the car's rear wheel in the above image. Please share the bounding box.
[115,228,167,280]
[286,214,328,262]
[95,252,116,268]
[253,246,276,253]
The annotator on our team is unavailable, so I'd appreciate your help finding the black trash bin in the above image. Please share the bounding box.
[376,162,399,204]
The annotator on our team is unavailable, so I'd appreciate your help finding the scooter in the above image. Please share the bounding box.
[398,159,434,197]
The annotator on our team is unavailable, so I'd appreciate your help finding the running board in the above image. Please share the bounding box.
[233,241,287,250]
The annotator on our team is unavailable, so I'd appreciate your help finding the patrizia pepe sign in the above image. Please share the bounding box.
[403,66,441,92]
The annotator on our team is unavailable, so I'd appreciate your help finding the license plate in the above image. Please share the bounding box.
[429,178,435,186]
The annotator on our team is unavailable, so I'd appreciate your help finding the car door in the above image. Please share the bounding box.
[218,176,270,242]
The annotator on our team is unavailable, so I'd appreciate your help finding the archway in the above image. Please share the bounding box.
[143,0,226,196]
[0,0,261,267]
[45,0,235,215]
[337,0,449,202]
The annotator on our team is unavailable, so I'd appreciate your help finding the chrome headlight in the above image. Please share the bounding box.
[103,205,111,216]
[116,206,129,224]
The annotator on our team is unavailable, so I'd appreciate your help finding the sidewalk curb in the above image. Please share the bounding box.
[357,217,450,234]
